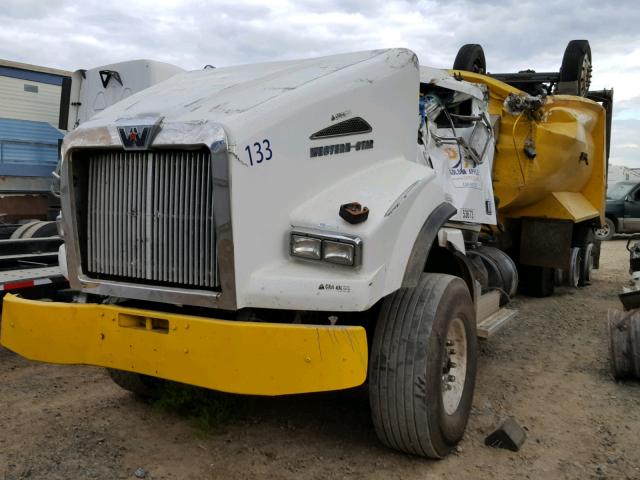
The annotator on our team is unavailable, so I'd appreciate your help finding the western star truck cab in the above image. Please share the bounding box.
[1,44,609,458]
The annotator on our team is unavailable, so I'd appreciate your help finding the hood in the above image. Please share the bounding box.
[77,49,418,132]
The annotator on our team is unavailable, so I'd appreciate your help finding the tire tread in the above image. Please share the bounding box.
[107,369,158,398]
[370,273,476,458]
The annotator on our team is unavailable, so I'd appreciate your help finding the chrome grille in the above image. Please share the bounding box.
[84,149,217,288]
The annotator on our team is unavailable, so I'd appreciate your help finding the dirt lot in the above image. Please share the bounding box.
[1,239,640,479]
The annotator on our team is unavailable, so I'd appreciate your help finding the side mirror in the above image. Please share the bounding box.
[625,195,632,202]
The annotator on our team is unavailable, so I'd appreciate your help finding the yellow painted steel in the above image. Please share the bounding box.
[506,191,599,222]
[453,71,607,224]
[0,294,368,395]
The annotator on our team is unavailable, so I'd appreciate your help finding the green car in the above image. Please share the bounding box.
[596,181,640,240]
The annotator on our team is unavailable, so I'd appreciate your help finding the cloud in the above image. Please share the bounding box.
[610,119,640,168]
[614,96,640,120]
[1,0,638,165]
[1,0,68,19]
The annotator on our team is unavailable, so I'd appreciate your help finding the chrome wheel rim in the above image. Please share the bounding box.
[571,250,581,287]
[442,316,468,415]
[579,55,592,96]
[585,247,594,282]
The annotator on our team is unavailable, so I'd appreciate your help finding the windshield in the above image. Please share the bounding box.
[607,182,635,200]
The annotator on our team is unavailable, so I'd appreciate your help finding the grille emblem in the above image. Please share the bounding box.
[117,123,160,150]
[128,128,139,142]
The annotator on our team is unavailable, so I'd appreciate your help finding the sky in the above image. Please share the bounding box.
[1,0,638,166]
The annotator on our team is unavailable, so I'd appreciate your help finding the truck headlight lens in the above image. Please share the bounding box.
[291,235,322,260]
[289,230,362,267]
[323,240,355,266]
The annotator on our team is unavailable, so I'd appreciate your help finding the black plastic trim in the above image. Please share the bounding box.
[310,117,372,140]
[58,76,72,130]
[401,202,458,288]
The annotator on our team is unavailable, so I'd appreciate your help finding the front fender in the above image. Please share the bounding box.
[247,157,449,310]
[401,202,457,288]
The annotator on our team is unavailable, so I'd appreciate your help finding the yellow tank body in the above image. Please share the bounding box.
[455,71,607,225]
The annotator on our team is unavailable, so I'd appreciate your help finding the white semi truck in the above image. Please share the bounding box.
[1,46,607,458]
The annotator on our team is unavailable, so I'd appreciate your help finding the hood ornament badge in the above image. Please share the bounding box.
[116,116,163,150]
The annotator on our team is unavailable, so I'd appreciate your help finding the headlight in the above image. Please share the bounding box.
[291,235,322,260]
[290,230,362,267]
[323,240,354,265]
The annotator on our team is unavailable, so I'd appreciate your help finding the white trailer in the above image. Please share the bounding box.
[66,59,184,130]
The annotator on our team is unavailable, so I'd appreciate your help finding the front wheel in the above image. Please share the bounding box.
[107,369,163,398]
[369,274,477,458]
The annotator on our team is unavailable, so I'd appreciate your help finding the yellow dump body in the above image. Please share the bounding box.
[456,71,607,225]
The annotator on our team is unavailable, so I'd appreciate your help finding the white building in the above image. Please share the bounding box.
[609,165,640,186]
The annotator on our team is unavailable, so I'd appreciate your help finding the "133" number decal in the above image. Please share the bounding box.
[244,139,272,166]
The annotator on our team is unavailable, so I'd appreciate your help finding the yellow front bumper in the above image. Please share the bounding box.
[0,294,368,395]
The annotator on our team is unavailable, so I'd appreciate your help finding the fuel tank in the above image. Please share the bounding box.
[458,72,607,224]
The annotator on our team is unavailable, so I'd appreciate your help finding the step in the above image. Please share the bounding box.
[476,290,501,320]
[477,308,517,339]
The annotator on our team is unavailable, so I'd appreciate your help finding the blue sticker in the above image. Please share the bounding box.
[211,140,226,154]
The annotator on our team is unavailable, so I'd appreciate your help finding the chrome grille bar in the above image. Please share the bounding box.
[85,149,217,289]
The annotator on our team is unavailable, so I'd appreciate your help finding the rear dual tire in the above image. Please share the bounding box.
[369,274,477,458]
[559,40,592,96]
[567,247,583,288]
[579,243,594,286]
[453,44,487,74]
[453,40,592,96]
[553,244,594,288]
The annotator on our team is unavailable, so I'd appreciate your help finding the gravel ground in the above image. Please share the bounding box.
[1,239,640,479]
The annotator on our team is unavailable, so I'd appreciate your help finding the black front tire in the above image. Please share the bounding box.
[107,369,163,398]
[453,44,487,74]
[369,273,477,458]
